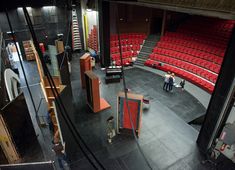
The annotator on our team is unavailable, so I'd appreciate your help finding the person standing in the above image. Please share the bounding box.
[163,71,171,91]
[168,73,175,92]
[180,79,185,91]
[52,136,69,170]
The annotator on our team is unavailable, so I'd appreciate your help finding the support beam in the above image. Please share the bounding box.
[98,0,110,67]
[197,26,235,153]
[161,10,166,37]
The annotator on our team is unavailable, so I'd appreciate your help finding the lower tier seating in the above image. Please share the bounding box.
[110,33,146,66]
[151,48,221,74]
[144,17,234,94]
[144,59,214,93]
[111,51,138,66]
[148,54,217,83]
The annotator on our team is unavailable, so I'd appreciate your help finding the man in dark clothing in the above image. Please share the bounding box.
[168,73,175,92]
[52,138,68,170]
[180,79,185,91]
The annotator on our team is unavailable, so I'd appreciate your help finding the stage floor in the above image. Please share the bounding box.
[17,53,214,169]
[68,54,212,170]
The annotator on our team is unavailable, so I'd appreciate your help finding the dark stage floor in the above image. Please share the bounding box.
[16,54,216,170]
[67,54,211,170]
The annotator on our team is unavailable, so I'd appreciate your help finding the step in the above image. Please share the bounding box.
[135,62,144,66]
[134,61,145,66]
[139,51,151,55]
[137,58,147,61]
[141,47,153,53]
[144,41,156,46]
[135,60,145,64]
[137,53,149,58]
[147,35,160,41]
[137,56,149,60]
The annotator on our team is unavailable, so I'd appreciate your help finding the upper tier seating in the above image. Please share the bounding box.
[145,16,235,93]
[110,33,147,66]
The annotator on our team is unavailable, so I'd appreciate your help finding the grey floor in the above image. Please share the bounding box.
[67,54,213,170]
[15,54,218,170]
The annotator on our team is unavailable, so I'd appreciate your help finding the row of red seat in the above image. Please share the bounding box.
[178,25,232,36]
[164,32,228,48]
[110,33,146,66]
[111,51,138,60]
[148,54,217,83]
[144,59,214,93]
[111,33,146,41]
[111,45,141,54]
[156,42,223,64]
[160,36,225,57]
[114,58,132,66]
[110,38,144,47]
[180,17,234,34]
[181,19,234,31]
[177,29,231,43]
[150,49,220,74]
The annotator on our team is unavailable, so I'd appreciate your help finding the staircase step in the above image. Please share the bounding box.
[144,41,157,46]
[134,60,145,66]
[141,47,153,53]
[137,58,147,61]
[134,34,161,66]
[138,56,149,60]
[139,51,151,55]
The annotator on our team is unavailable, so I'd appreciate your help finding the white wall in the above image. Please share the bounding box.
[81,0,87,50]
[86,10,98,34]
[80,0,99,51]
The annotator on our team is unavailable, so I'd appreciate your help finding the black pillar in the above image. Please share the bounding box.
[197,26,235,153]
[98,0,110,67]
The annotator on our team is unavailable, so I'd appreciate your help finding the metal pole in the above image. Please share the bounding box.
[5,10,38,116]
[161,10,167,37]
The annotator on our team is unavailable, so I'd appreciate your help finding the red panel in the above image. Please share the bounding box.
[123,100,139,129]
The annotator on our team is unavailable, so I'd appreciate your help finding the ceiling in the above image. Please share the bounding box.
[0,0,76,11]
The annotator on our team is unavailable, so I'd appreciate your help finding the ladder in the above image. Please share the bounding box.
[71,7,82,51]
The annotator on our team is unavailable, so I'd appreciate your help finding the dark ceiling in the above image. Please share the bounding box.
[1,0,76,11]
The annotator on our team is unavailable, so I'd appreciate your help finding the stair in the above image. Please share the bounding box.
[135,34,160,66]
[72,7,82,51]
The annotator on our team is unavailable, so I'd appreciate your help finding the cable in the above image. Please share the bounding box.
[59,10,71,70]
[22,6,99,170]
[5,9,38,117]
[22,6,106,170]
[22,6,98,169]
[115,4,153,170]
[59,1,72,70]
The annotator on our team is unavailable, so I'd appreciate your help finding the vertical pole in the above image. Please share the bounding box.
[84,14,89,50]
[197,26,235,153]
[161,10,167,37]
[98,0,110,67]
[5,10,38,117]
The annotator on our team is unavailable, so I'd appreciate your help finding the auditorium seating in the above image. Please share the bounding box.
[145,16,235,93]
[110,33,146,66]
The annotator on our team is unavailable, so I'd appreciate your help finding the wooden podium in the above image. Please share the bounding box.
[80,53,92,88]
[84,71,110,113]
[117,92,143,137]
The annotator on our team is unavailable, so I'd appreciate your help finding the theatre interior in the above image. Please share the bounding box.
[0,0,235,169]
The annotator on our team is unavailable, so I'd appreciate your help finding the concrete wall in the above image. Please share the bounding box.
[0,6,71,59]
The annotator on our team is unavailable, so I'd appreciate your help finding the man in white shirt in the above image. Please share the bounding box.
[163,71,171,91]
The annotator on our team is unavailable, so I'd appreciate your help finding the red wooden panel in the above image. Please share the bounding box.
[123,99,139,129]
